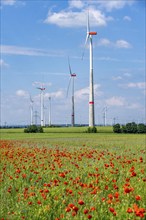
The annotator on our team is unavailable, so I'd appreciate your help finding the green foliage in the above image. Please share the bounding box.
[137,123,146,133]
[121,125,127,133]
[24,125,44,133]
[126,122,137,133]
[113,123,121,133]
[86,126,97,133]
[113,122,146,134]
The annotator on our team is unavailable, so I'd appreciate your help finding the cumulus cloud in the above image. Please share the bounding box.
[68,0,135,12]
[43,0,134,28]
[106,96,125,106]
[75,84,102,101]
[69,0,85,9]
[45,90,64,99]
[123,16,132,21]
[97,38,132,49]
[115,40,131,48]
[16,90,28,97]
[44,7,113,28]
[97,38,111,47]
[95,0,134,12]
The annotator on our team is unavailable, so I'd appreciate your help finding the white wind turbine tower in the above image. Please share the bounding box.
[103,106,108,126]
[48,97,51,126]
[67,57,76,127]
[29,95,34,125]
[37,86,45,126]
[82,11,97,127]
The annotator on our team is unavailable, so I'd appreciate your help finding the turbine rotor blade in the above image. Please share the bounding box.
[87,9,90,34]
[68,56,72,75]
[82,10,91,60]
[82,33,89,60]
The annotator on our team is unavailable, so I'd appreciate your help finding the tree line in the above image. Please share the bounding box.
[113,122,146,133]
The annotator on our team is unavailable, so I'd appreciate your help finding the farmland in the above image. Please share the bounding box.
[0,127,146,219]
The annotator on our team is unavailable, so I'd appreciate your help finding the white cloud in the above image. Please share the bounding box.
[106,96,125,106]
[45,90,64,99]
[115,40,131,48]
[123,16,131,21]
[127,82,146,89]
[97,38,111,46]
[123,72,131,77]
[32,81,52,88]
[75,84,102,101]
[97,56,119,62]
[112,76,122,80]
[127,103,141,109]
[1,0,16,5]
[0,45,64,57]
[96,0,134,12]
[75,86,89,100]
[16,90,28,97]
[44,7,113,27]
[69,0,84,9]
[0,59,9,67]
[97,38,132,49]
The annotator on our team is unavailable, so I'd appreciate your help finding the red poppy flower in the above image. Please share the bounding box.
[127,208,133,213]
[87,214,92,219]
[84,209,89,214]
[78,199,84,205]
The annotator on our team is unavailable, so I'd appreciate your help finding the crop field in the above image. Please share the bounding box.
[0,127,146,219]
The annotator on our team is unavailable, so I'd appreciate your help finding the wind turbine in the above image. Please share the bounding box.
[48,97,51,127]
[82,11,97,127]
[37,86,45,126]
[29,95,34,125]
[67,57,76,127]
[103,106,108,126]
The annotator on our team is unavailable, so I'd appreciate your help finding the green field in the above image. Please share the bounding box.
[0,126,145,148]
[0,127,146,219]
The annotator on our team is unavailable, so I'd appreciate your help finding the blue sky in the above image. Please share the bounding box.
[1,0,145,126]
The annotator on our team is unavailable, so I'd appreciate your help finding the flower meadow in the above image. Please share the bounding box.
[0,140,145,220]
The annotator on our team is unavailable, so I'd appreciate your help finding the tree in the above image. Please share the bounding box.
[86,126,97,133]
[121,125,127,133]
[137,123,146,133]
[126,122,137,133]
[113,124,121,133]
[24,125,44,133]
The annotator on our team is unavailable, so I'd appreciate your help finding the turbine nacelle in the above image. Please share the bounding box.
[89,31,97,36]
[71,73,76,77]
[37,87,45,91]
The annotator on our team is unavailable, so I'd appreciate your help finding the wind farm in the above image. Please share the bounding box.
[1,0,145,127]
[1,1,145,219]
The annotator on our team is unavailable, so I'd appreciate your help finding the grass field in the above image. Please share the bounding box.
[0,127,146,219]
[0,126,145,148]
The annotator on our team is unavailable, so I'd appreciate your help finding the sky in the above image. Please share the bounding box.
[0,0,145,126]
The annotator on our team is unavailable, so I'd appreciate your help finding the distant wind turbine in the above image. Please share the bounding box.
[29,95,34,125]
[103,106,109,126]
[48,97,51,127]
[37,86,45,126]
[82,11,97,127]
[67,57,76,127]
